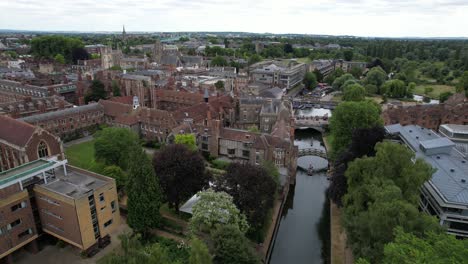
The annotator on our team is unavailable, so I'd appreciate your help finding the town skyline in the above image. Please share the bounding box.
[2,0,468,38]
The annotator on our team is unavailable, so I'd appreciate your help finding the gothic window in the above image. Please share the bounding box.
[38,141,49,158]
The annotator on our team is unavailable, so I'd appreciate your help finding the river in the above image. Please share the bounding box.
[269,128,330,264]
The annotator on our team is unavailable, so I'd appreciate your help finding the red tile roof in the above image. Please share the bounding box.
[108,96,133,105]
[0,115,36,147]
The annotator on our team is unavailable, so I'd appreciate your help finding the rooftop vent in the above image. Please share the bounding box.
[85,181,95,187]
[436,156,440,159]
[462,160,466,164]
[462,179,466,183]
[416,136,419,139]
[246,134,251,139]
[450,169,455,173]
[409,130,413,133]
[428,133,432,136]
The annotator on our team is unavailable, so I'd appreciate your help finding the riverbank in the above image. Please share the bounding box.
[323,136,354,264]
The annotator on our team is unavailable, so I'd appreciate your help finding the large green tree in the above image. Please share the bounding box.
[94,127,139,171]
[363,66,387,93]
[211,225,260,264]
[31,35,84,63]
[85,80,107,103]
[189,238,212,264]
[174,134,198,151]
[381,79,410,98]
[303,72,318,90]
[332,73,356,90]
[329,101,383,157]
[190,189,249,234]
[382,227,468,264]
[343,84,366,102]
[343,142,440,262]
[153,144,210,211]
[457,71,468,97]
[127,147,163,235]
[211,56,228,66]
[216,163,277,241]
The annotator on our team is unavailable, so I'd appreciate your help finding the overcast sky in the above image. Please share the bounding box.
[1,0,468,37]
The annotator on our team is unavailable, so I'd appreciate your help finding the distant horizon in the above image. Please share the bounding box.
[1,28,468,40]
[1,0,468,39]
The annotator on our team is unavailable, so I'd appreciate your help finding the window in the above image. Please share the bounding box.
[111,201,116,213]
[7,219,21,230]
[242,150,250,158]
[101,206,106,211]
[18,229,33,239]
[104,219,113,228]
[228,149,235,155]
[99,193,105,202]
[37,141,49,158]
[11,201,27,212]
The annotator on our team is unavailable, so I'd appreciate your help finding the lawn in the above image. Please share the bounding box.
[65,140,106,174]
[413,84,456,99]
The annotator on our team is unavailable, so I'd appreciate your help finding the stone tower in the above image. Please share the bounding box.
[153,39,163,64]
[122,25,127,43]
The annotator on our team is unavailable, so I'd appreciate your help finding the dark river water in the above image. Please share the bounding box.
[269,128,330,264]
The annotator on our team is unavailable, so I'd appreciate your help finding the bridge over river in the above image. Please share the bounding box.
[292,99,338,110]
[294,115,329,132]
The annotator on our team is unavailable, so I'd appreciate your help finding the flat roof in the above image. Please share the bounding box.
[40,166,108,199]
[440,124,468,135]
[386,124,468,205]
[0,159,54,186]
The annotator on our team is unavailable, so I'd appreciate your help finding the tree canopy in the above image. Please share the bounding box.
[31,35,84,63]
[190,189,249,235]
[127,147,163,235]
[329,101,383,158]
[189,238,212,264]
[343,142,440,262]
[343,84,366,101]
[363,66,387,93]
[94,127,140,171]
[332,73,356,90]
[211,56,228,66]
[382,227,468,264]
[216,163,277,241]
[174,134,198,151]
[303,72,318,90]
[211,225,260,264]
[85,80,107,103]
[153,144,210,211]
[381,79,410,98]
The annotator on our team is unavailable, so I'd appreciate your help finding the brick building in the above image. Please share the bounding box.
[382,93,468,130]
[0,96,72,119]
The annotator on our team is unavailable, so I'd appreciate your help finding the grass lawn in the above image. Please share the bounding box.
[413,84,456,99]
[296,57,312,64]
[65,140,106,174]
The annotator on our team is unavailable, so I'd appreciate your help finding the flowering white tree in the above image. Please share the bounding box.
[190,189,248,234]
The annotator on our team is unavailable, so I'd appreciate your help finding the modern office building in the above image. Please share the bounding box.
[386,124,468,238]
[439,124,468,155]
[0,158,119,263]
[250,62,306,89]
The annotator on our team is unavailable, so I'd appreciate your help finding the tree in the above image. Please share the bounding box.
[211,56,228,67]
[382,227,468,264]
[328,126,386,206]
[324,68,344,84]
[214,80,225,90]
[342,142,440,261]
[189,238,212,264]
[363,66,387,92]
[153,144,210,211]
[248,54,262,65]
[71,47,89,64]
[54,54,65,64]
[31,35,84,63]
[174,134,198,151]
[329,101,383,158]
[103,165,128,191]
[349,67,362,79]
[211,225,260,264]
[303,72,318,90]
[343,50,354,61]
[127,147,163,236]
[85,80,107,103]
[381,79,409,98]
[343,84,366,102]
[332,73,355,90]
[190,189,249,234]
[283,43,293,54]
[216,163,277,240]
[94,127,140,171]
[439,91,453,103]
[112,80,121,96]
[364,84,377,95]
[313,68,324,82]
[457,71,468,96]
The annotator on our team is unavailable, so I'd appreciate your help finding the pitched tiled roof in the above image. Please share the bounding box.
[108,96,133,105]
[99,100,132,117]
[0,115,36,147]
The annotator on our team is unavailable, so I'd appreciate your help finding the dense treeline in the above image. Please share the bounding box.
[31,35,87,63]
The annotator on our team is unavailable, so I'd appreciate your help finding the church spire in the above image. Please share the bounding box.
[122,25,127,42]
